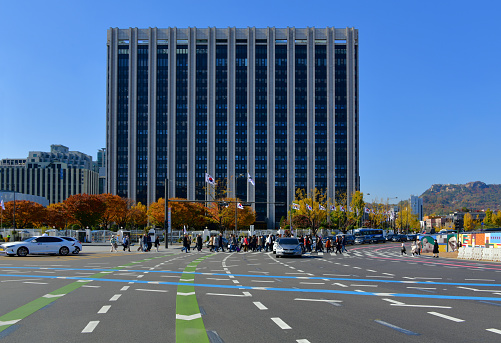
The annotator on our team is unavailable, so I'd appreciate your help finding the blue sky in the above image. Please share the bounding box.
[1,0,500,203]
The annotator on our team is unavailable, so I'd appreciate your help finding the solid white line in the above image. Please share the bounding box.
[486,328,501,335]
[82,321,99,333]
[350,284,377,287]
[23,282,48,285]
[251,280,275,283]
[466,279,495,281]
[406,287,437,290]
[109,294,121,301]
[253,301,268,310]
[271,317,292,329]
[98,305,111,314]
[135,289,168,293]
[294,298,342,303]
[300,282,325,285]
[428,312,464,322]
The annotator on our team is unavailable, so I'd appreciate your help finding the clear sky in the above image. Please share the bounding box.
[1,0,499,203]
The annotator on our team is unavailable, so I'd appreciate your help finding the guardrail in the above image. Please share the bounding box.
[457,246,501,262]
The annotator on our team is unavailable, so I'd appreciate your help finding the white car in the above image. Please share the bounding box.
[0,236,76,257]
[275,237,302,258]
[61,237,83,254]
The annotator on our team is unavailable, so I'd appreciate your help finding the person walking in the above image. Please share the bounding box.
[137,235,144,251]
[433,241,439,258]
[196,234,203,252]
[154,235,160,252]
[143,234,148,252]
[213,235,219,252]
[341,235,348,253]
[325,237,332,253]
[182,234,189,253]
[416,239,422,255]
[208,235,215,252]
[110,235,118,252]
[335,236,343,254]
[401,242,407,255]
[122,235,129,252]
[218,234,225,252]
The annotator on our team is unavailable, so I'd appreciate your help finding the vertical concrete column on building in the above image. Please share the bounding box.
[267,27,276,228]
[167,27,177,199]
[306,27,315,197]
[327,27,336,202]
[206,27,216,201]
[106,28,118,195]
[187,27,197,200]
[354,29,360,192]
[147,27,158,205]
[287,27,296,206]
[227,26,236,198]
[346,27,357,200]
[247,27,256,208]
[128,27,138,201]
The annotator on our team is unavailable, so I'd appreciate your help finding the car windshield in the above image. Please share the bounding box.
[61,237,75,241]
[278,238,299,245]
[23,237,37,242]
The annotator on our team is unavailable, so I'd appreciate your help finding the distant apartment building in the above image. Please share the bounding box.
[0,145,99,204]
[410,195,423,220]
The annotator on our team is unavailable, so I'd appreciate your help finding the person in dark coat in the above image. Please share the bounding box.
[433,241,439,258]
[196,234,203,252]
[183,234,189,253]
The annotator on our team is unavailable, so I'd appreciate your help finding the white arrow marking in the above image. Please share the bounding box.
[176,313,202,321]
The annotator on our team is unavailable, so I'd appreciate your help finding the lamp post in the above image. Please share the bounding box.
[164,178,169,249]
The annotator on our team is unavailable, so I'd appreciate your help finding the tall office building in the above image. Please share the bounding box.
[106,27,359,228]
[410,195,423,221]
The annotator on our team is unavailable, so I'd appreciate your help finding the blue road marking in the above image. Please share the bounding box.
[374,320,420,335]
[1,273,501,302]
[1,266,501,288]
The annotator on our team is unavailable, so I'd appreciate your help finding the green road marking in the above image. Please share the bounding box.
[0,253,176,332]
[176,255,212,343]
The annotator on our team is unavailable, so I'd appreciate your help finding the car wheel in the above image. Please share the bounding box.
[59,246,70,256]
[72,247,80,254]
[17,247,29,257]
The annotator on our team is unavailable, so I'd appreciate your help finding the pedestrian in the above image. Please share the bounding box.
[433,241,439,258]
[325,237,332,253]
[147,234,152,251]
[137,235,144,251]
[196,234,203,252]
[218,234,225,252]
[336,236,343,254]
[209,235,215,252]
[143,234,148,252]
[110,235,117,252]
[411,241,416,256]
[266,234,273,252]
[122,234,129,251]
[213,234,219,252]
[125,234,131,252]
[182,234,189,253]
[154,235,160,252]
[416,239,422,255]
[341,235,348,253]
[401,242,407,255]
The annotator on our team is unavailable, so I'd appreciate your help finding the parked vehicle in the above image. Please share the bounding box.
[354,235,370,244]
[0,236,76,257]
[369,236,386,244]
[60,237,83,254]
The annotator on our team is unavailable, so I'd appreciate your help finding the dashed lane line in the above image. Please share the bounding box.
[82,321,100,333]
[486,328,501,335]
[427,312,465,322]
[271,317,292,330]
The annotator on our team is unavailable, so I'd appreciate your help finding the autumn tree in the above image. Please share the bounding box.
[483,208,494,226]
[64,194,106,229]
[129,202,148,229]
[290,188,328,236]
[216,199,256,231]
[1,201,46,229]
[46,203,68,229]
[463,212,474,231]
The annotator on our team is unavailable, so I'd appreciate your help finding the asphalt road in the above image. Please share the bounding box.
[0,242,501,342]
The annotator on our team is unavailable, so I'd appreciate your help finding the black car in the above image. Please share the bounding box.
[369,236,386,244]
[391,234,407,242]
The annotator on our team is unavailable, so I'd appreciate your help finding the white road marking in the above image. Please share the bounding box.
[253,301,268,310]
[82,321,100,333]
[271,317,292,329]
[120,286,130,291]
[98,305,111,314]
[177,292,195,296]
[251,280,275,283]
[486,328,501,335]
[176,313,202,321]
[297,340,311,343]
[332,283,348,287]
[0,319,21,326]
[350,284,377,287]
[42,294,65,298]
[294,298,342,303]
[300,282,325,285]
[109,294,122,301]
[206,278,232,281]
[23,282,48,285]
[383,299,451,308]
[136,289,168,293]
[406,287,436,290]
[466,279,495,281]
[82,285,100,288]
[428,312,464,322]
[206,292,251,297]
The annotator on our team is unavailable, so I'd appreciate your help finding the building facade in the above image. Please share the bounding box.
[106,27,359,227]
[410,195,423,221]
[28,145,93,170]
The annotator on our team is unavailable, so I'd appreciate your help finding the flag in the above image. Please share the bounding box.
[247,173,255,186]
[364,207,370,214]
[292,203,300,210]
[0,200,4,210]
[237,203,244,209]
[340,206,345,212]
[205,173,215,185]
[319,204,326,211]
[330,205,336,211]
[306,204,313,211]
[183,225,187,234]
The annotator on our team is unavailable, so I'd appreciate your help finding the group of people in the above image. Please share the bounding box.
[110,233,160,253]
[401,239,440,257]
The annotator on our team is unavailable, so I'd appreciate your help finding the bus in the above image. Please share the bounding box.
[352,228,384,238]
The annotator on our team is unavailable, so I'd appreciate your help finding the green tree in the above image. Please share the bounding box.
[484,208,493,226]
